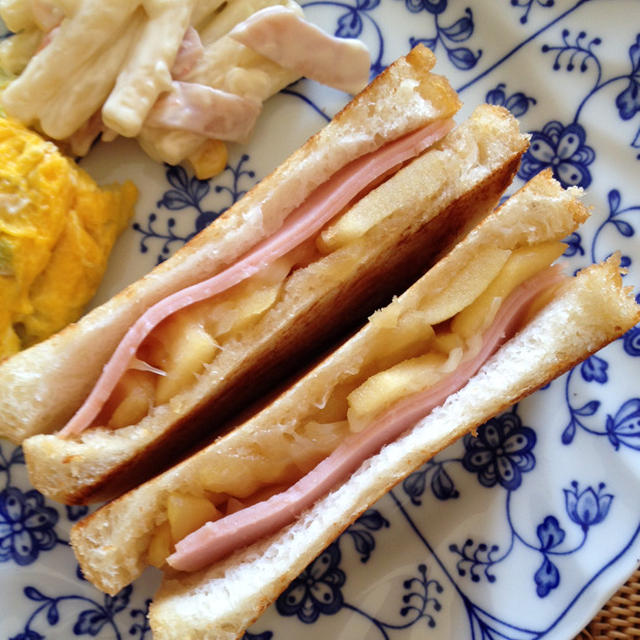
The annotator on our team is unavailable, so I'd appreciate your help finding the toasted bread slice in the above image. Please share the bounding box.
[23,102,528,505]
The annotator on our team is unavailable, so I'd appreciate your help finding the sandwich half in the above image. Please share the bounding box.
[18,68,531,505]
[69,170,640,628]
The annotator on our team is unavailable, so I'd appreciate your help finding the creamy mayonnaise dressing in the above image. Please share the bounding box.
[0,0,371,166]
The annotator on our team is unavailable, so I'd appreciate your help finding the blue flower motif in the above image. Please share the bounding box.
[276,543,345,623]
[0,488,58,566]
[518,120,595,188]
[580,354,608,383]
[616,34,640,120]
[564,481,613,531]
[485,83,537,117]
[605,398,640,450]
[404,0,447,14]
[462,412,536,491]
[622,326,640,357]
[534,555,560,598]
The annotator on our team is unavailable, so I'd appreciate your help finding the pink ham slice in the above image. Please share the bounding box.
[171,27,204,80]
[36,25,60,53]
[229,6,371,95]
[144,81,261,142]
[59,118,454,438]
[167,265,567,572]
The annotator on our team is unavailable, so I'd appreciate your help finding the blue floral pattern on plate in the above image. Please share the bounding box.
[2,1,640,638]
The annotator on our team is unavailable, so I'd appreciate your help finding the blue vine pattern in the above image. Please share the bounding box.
[9,587,151,640]
[274,509,445,636]
[562,343,640,450]
[406,5,482,71]
[133,157,257,264]
[448,479,613,600]
[264,400,625,640]
[391,421,622,639]
[256,405,619,637]
[590,188,640,266]
[0,438,153,639]
[406,410,611,600]
[515,27,640,190]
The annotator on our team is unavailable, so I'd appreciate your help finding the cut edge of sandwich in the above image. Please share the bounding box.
[147,253,639,640]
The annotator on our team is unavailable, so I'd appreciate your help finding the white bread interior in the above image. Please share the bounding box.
[147,255,639,640]
[71,170,593,595]
[0,44,459,444]
[24,102,528,504]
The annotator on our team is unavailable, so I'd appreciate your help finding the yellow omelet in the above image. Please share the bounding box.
[0,116,137,360]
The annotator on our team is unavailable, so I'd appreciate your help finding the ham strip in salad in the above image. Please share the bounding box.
[145,80,262,142]
[229,6,372,95]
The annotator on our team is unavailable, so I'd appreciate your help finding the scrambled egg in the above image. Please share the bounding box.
[0,116,137,360]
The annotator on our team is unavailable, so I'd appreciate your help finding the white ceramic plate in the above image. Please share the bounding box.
[2,1,640,638]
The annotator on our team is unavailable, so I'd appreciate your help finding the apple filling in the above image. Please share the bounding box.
[91,141,443,432]
[94,239,321,429]
[145,239,566,568]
